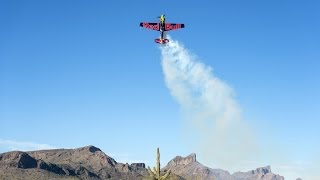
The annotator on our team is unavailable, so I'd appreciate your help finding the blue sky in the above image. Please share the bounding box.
[1,0,320,179]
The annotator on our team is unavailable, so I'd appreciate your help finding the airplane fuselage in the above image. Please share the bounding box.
[159,16,166,39]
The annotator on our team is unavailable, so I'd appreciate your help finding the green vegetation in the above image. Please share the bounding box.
[147,148,171,180]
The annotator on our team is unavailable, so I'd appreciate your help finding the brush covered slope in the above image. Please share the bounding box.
[0,145,284,180]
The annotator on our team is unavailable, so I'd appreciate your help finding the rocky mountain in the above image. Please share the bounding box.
[163,153,284,180]
[0,145,285,180]
[0,145,147,180]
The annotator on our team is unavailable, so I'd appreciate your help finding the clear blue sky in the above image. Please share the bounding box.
[1,0,319,179]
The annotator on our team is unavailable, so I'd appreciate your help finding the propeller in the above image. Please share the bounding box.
[157,14,165,18]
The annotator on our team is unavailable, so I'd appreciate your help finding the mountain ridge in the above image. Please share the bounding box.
[164,153,284,180]
[0,145,286,180]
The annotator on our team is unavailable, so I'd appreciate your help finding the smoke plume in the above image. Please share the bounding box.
[160,38,255,170]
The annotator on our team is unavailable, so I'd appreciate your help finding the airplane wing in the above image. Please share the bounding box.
[140,22,160,31]
[165,23,185,31]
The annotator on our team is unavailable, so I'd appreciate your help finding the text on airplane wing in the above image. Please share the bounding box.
[140,22,160,31]
[165,23,185,31]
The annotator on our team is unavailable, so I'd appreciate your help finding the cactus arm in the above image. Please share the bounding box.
[148,166,155,178]
[161,169,171,180]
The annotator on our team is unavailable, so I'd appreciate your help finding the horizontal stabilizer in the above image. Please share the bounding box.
[155,38,169,44]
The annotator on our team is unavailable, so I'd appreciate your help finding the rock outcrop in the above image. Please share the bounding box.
[0,151,37,169]
[164,153,233,180]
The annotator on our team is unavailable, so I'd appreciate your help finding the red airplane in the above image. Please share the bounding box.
[140,15,185,44]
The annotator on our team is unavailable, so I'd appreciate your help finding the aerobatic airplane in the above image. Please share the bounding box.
[140,15,185,44]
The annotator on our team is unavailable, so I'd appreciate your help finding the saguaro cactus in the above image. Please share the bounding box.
[147,148,171,180]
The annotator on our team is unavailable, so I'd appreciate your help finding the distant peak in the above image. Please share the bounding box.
[88,145,101,153]
[167,153,197,167]
[187,153,196,160]
[252,165,271,175]
[77,145,101,153]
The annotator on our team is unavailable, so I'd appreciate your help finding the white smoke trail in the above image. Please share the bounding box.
[160,38,256,170]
